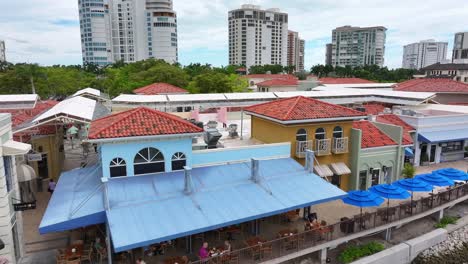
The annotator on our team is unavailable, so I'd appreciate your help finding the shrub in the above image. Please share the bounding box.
[435,216,458,228]
[338,241,385,263]
[402,163,416,179]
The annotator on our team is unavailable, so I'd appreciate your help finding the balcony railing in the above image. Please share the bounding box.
[295,140,313,158]
[332,137,349,154]
[315,139,331,156]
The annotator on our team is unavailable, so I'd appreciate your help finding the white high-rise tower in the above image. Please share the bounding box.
[78,0,178,65]
[228,5,288,69]
[402,40,448,70]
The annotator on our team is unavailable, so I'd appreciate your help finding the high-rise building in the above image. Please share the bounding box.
[78,0,178,66]
[328,25,387,67]
[402,40,448,70]
[325,43,332,65]
[452,32,468,64]
[228,5,288,69]
[0,40,5,62]
[287,31,305,72]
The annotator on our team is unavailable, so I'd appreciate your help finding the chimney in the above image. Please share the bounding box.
[184,166,194,194]
[305,150,315,173]
[251,158,260,183]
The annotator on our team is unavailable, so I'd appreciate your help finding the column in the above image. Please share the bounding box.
[319,248,328,264]
[426,144,432,162]
[414,142,421,167]
[435,145,442,164]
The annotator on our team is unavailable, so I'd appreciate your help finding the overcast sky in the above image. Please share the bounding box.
[1,0,467,69]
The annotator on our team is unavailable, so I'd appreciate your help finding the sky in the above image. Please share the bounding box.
[1,0,468,69]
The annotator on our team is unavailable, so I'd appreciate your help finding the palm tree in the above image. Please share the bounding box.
[402,163,416,179]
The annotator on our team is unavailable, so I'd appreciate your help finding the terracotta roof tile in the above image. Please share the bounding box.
[245,96,367,122]
[353,121,397,149]
[319,77,376,84]
[88,107,203,139]
[393,79,468,93]
[362,103,387,115]
[133,83,188,95]
[256,79,298,87]
[376,114,415,145]
[245,74,297,80]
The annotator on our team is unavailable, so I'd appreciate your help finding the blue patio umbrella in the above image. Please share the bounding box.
[433,168,468,181]
[369,184,410,221]
[415,173,454,207]
[342,191,385,229]
[393,178,433,214]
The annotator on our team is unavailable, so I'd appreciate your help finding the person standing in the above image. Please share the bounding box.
[199,242,209,260]
[48,179,56,194]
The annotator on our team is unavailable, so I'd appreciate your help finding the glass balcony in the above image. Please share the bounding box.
[332,137,349,154]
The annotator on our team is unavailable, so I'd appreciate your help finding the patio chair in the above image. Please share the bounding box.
[228,252,239,264]
[66,259,80,264]
[56,254,67,264]
[80,249,93,263]
[262,244,273,259]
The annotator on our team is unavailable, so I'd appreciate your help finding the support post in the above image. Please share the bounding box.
[438,209,444,221]
[106,224,113,264]
[319,248,327,264]
[184,166,194,195]
[251,158,260,183]
[240,108,244,140]
[305,150,315,173]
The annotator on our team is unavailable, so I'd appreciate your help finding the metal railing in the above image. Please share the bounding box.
[332,137,348,154]
[315,139,331,156]
[295,140,313,158]
[191,183,468,264]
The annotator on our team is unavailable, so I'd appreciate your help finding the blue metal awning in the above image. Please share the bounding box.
[405,147,414,157]
[106,158,346,252]
[39,166,105,234]
[418,129,468,143]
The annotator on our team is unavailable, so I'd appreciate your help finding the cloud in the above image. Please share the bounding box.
[1,0,468,69]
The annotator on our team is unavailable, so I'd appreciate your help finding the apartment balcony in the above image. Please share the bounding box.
[315,138,331,156]
[295,140,313,158]
[332,137,349,154]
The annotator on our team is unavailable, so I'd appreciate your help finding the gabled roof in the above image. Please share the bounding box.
[393,79,468,93]
[88,107,203,140]
[133,83,188,95]
[256,79,298,87]
[353,121,398,149]
[319,77,376,84]
[245,96,367,123]
[376,114,415,145]
[0,100,59,129]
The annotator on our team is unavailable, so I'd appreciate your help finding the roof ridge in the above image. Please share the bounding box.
[300,96,367,115]
[283,96,302,120]
[89,108,140,137]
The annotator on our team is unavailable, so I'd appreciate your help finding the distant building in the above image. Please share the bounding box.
[452,32,468,64]
[78,0,178,66]
[402,40,448,70]
[287,31,305,72]
[325,43,332,65]
[0,40,5,62]
[228,5,288,69]
[393,78,468,104]
[421,63,468,84]
[329,25,387,67]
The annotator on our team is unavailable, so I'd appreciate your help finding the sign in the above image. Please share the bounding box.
[27,153,42,162]
[13,201,36,211]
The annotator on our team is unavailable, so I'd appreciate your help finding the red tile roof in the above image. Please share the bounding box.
[88,107,203,140]
[353,121,397,149]
[319,77,376,84]
[393,79,468,93]
[361,103,387,115]
[256,79,298,87]
[245,74,297,80]
[376,114,415,145]
[133,83,188,95]
[245,96,367,122]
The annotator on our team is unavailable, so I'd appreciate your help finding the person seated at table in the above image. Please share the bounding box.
[199,242,209,260]
[222,240,232,253]
[94,238,106,254]
[136,257,147,264]
[307,212,317,222]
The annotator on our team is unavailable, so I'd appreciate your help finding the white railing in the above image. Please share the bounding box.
[332,137,349,154]
[315,139,331,156]
[295,140,313,158]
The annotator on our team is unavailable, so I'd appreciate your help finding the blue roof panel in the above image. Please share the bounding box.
[39,166,105,234]
[418,129,468,143]
[107,158,346,252]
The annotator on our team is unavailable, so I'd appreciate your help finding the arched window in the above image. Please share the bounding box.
[296,129,307,142]
[171,152,186,171]
[315,128,326,140]
[110,158,126,177]
[134,147,165,175]
[333,126,343,138]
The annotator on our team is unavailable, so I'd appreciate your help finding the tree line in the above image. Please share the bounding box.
[0,60,249,98]
[310,64,416,82]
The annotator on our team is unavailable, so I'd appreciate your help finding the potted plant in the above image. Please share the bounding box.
[402,163,416,179]
[420,152,429,166]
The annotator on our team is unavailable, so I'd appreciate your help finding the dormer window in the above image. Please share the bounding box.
[110,158,127,177]
[134,147,165,175]
[171,152,186,171]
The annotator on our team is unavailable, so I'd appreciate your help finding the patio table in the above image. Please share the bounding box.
[65,244,83,260]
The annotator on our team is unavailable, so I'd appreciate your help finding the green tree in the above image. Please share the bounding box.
[402,163,416,179]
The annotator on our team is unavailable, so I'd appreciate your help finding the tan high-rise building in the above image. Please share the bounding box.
[287,30,305,72]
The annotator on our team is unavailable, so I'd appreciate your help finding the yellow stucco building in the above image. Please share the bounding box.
[245,96,368,191]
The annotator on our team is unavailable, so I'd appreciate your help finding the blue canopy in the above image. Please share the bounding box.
[342,191,385,208]
[39,166,105,234]
[418,129,468,143]
[369,184,411,200]
[392,178,433,192]
[404,147,414,157]
[106,158,346,252]
[433,168,468,181]
[415,173,455,187]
